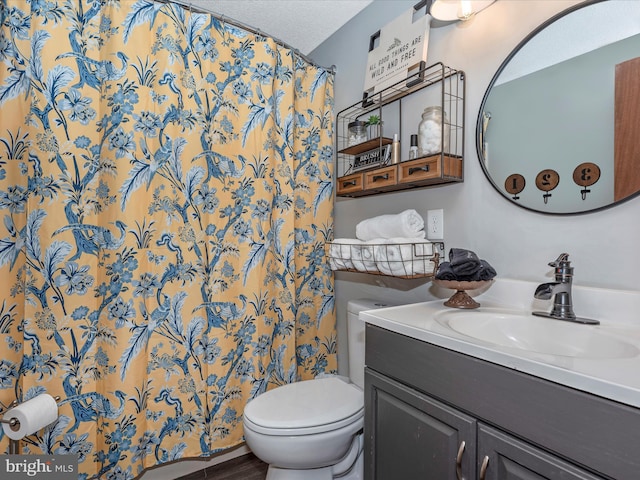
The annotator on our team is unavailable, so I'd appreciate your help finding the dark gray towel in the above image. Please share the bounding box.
[449,248,482,277]
[436,250,497,281]
[477,260,497,281]
[435,261,456,280]
[449,248,479,264]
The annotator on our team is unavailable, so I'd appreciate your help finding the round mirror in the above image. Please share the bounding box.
[477,0,640,215]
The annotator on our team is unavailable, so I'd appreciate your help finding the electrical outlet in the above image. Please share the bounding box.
[427,209,444,240]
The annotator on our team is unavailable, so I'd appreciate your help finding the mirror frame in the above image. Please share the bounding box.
[476,0,638,216]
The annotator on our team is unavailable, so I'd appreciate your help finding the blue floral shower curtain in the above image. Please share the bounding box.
[0,1,336,478]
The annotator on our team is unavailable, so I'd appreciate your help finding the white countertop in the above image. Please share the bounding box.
[360,278,640,409]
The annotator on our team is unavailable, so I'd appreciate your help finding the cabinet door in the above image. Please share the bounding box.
[478,424,605,480]
[365,368,476,480]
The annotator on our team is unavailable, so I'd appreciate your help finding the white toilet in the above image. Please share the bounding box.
[242,299,392,480]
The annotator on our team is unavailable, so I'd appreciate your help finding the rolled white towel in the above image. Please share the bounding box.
[372,238,435,276]
[386,237,433,256]
[328,238,360,270]
[374,244,412,276]
[352,242,377,272]
[355,209,425,241]
[327,239,377,273]
[400,238,436,275]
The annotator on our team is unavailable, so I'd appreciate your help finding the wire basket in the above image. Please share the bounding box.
[325,241,441,279]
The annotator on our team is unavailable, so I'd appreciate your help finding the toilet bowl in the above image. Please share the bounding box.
[242,299,394,480]
[243,377,363,479]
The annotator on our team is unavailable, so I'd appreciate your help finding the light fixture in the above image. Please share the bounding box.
[429,0,496,22]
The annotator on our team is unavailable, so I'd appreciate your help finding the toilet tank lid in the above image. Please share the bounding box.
[243,377,363,429]
[347,298,397,315]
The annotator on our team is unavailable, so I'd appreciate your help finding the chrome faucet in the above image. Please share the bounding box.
[533,253,599,325]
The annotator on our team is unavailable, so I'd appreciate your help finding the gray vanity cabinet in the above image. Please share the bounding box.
[363,324,639,479]
[365,368,601,480]
[365,368,477,479]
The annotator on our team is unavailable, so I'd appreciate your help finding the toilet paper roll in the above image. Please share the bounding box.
[1,394,58,440]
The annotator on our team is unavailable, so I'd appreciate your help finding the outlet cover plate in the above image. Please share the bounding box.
[427,209,444,240]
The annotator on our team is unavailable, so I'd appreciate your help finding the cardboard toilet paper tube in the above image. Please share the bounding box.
[1,394,58,440]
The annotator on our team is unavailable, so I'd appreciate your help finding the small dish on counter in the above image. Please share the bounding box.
[432,278,494,309]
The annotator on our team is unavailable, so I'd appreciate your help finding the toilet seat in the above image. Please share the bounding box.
[243,377,364,436]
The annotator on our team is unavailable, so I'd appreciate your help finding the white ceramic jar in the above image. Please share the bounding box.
[418,106,449,157]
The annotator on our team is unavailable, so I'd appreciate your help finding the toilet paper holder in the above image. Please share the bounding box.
[0,396,61,432]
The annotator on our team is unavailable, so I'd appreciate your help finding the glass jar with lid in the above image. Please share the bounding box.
[347,120,367,147]
[418,106,449,157]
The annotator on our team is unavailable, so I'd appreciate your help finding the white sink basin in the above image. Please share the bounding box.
[360,279,640,408]
[434,309,639,359]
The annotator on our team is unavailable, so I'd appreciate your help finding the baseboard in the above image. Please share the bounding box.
[139,444,251,480]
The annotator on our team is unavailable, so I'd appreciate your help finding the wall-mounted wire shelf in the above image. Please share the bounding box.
[335,62,465,198]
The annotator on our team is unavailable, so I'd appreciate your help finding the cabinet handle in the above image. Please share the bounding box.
[372,173,389,182]
[455,441,465,480]
[408,165,429,175]
[342,180,357,187]
[479,455,489,480]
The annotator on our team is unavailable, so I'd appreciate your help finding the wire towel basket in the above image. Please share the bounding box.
[325,241,442,279]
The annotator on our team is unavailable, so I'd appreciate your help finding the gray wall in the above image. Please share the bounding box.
[310,0,640,375]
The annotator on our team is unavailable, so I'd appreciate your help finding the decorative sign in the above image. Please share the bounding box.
[535,169,560,204]
[363,5,430,101]
[352,145,391,172]
[573,162,601,200]
[504,173,526,200]
[573,162,600,187]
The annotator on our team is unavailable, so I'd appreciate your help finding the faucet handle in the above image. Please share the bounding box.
[549,253,570,268]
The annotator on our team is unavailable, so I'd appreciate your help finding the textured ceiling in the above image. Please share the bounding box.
[187,0,373,55]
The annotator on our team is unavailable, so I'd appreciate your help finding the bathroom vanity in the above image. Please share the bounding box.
[361,280,640,480]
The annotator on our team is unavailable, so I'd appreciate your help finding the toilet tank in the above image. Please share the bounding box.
[347,299,396,390]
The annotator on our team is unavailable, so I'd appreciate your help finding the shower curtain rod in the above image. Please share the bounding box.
[155,0,337,73]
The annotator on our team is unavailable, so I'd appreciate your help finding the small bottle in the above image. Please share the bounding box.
[409,134,419,160]
[391,134,401,164]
